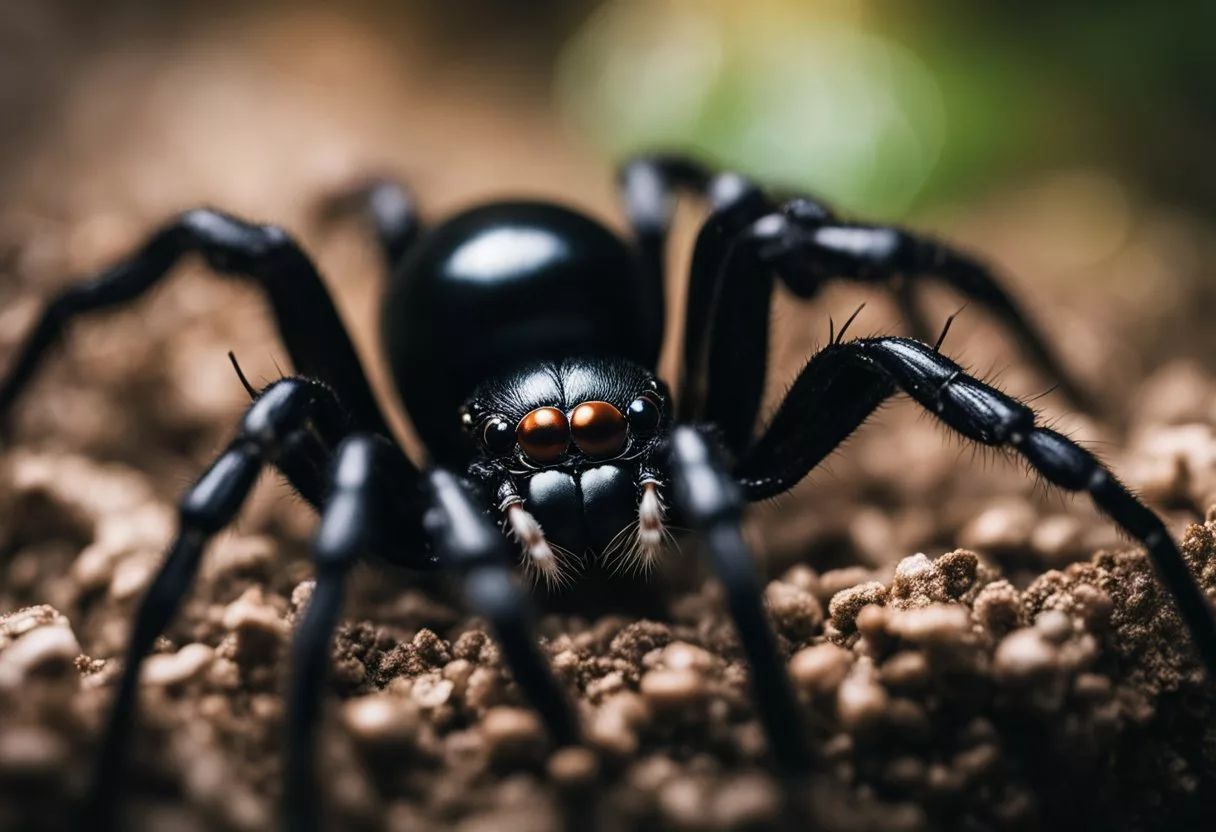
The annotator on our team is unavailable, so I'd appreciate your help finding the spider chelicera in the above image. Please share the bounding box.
[1,155,1213,831]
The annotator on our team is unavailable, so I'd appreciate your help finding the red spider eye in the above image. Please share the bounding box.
[570,401,627,457]
[517,407,570,462]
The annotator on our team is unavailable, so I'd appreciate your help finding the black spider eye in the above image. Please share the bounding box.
[626,396,661,433]
[482,417,515,455]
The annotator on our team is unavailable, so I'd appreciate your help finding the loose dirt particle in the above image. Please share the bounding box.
[141,643,213,687]
[342,694,421,746]
[482,707,544,763]
[640,668,705,712]
[0,623,81,688]
[547,747,599,789]
[828,582,889,637]
[789,643,851,696]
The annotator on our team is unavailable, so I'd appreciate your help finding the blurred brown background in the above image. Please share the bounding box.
[2,0,1216,564]
[3,5,1216,829]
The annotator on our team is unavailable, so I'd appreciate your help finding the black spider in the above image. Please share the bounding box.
[1,155,1213,831]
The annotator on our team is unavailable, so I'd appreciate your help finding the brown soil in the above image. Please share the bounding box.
[2,8,1216,832]
[2,212,1216,831]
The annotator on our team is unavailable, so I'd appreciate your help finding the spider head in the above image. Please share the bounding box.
[460,356,670,579]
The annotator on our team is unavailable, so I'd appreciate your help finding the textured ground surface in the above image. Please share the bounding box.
[2,9,1216,830]
[2,195,1216,830]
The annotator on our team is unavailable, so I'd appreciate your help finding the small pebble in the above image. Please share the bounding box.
[890,554,936,599]
[222,587,288,669]
[712,774,780,828]
[0,625,82,689]
[818,567,878,603]
[0,605,71,645]
[972,581,1024,634]
[828,582,889,636]
[586,671,626,701]
[483,708,544,762]
[880,651,930,690]
[764,580,825,641]
[639,668,704,712]
[204,535,276,578]
[1034,610,1073,644]
[343,695,421,746]
[109,556,156,602]
[442,659,474,697]
[994,628,1059,680]
[660,641,715,672]
[958,496,1036,554]
[789,643,851,696]
[657,777,709,828]
[0,727,68,776]
[958,500,1037,553]
[141,643,214,687]
[781,564,822,597]
[886,605,973,645]
[547,747,599,789]
[1073,672,1112,700]
[588,698,643,758]
[1031,515,1085,562]
[411,673,455,709]
[837,660,889,730]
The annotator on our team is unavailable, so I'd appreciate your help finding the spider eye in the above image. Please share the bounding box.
[625,395,661,433]
[570,401,627,457]
[517,407,570,463]
[482,416,515,455]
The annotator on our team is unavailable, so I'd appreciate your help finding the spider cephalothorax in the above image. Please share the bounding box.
[1,155,1212,832]
[462,357,672,584]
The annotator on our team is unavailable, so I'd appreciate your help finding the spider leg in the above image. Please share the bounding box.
[314,178,421,273]
[81,378,357,830]
[425,469,580,745]
[286,452,573,831]
[0,209,391,437]
[617,155,713,292]
[631,153,1089,436]
[665,426,810,774]
[283,433,423,832]
[776,222,1095,412]
[690,206,1095,456]
[736,336,1216,678]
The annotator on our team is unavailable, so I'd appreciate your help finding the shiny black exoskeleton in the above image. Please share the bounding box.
[385,202,662,461]
[3,155,1213,832]
[384,203,669,559]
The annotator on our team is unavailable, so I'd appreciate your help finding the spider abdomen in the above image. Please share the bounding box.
[381,202,662,463]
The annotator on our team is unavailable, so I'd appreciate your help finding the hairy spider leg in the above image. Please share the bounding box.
[773,221,1096,412]
[80,378,351,831]
[615,154,1094,434]
[0,209,392,437]
[284,437,578,832]
[735,337,1216,679]
[665,427,810,774]
[425,469,580,743]
[618,155,713,315]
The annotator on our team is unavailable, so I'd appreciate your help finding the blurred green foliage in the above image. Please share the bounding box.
[557,0,1216,217]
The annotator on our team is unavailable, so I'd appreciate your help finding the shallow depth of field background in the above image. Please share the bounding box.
[1,0,1215,568]
[2,3,1216,830]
